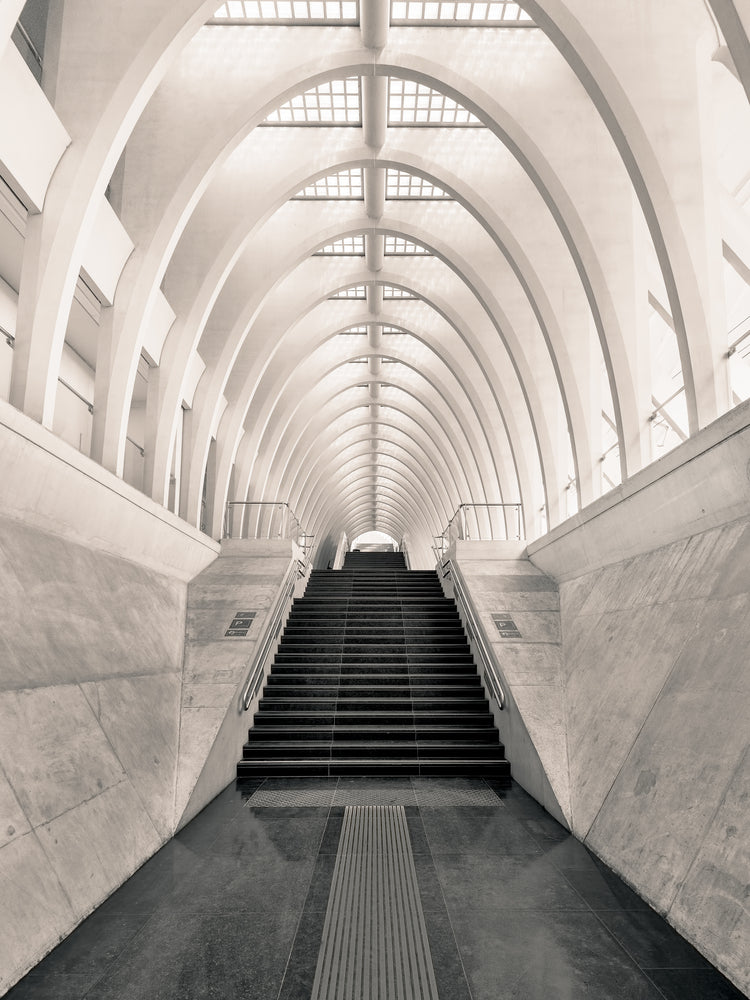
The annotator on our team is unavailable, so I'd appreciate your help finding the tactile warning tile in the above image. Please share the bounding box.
[333,780,418,807]
[412,778,501,808]
[312,806,438,999]
[245,780,337,808]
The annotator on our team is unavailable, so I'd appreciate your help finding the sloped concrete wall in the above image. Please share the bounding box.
[175,539,301,830]
[528,402,750,995]
[557,518,750,995]
[0,411,219,994]
[447,541,569,827]
[0,517,190,993]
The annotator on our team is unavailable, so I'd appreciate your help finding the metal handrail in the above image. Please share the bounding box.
[442,558,505,710]
[240,557,307,712]
[223,501,314,559]
[438,502,524,554]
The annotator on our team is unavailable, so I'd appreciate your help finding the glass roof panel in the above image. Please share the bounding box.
[315,236,366,255]
[384,236,431,255]
[211,0,358,22]
[388,78,480,125]
[338,325,369,333]
[329,285,367,298]
[390,0,533,23]
[386,169,451,199]
[294,168,364,198]
[265,77,361,125]
[383,285,419,299]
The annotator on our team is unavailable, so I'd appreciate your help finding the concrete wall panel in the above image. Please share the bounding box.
[551,516,750,994]
[0,832,75,995]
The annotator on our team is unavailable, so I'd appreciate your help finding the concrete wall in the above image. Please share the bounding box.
[0,517,191,993]
[0,409,219,993]
[175,539,303,830]
[527,400,750,995]
[556,518,750,994]
[447,541,569,828]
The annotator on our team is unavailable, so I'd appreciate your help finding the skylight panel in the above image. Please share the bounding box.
[390,0,533,23]
[383,285,419,299]
[265,78,361,125]
[386,169,451,199]
[384,236,431,255]
[315,236,365,255]
[339,325,369,333]
[212,0,358,22]
[329,285,367,299]
[294,168,364,198]
[389,79,480,125]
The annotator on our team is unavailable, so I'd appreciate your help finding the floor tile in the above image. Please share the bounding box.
[434,854,591,911]
[447,905,666,1000]
[85,909,299,1000]
[3,973,94,999]
[561,860,651,912]
[420,805,543,856]
[596,907,712,970]
[647,968,748,999]
[6,777,743,1000]
[421,902,473,1000]
[19,911,146,980]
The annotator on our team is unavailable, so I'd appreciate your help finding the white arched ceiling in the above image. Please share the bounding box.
[3,0,749,567]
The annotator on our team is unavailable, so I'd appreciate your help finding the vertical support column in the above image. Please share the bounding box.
[360,0,389,49]
[366,232,384,272]
[362,74,387,148]
[364,165,386,219]
[367,283,383,315]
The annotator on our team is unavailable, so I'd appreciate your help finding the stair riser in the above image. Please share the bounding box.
[237,761,512,778]
[246,729,502,743]
[238,559,511,780]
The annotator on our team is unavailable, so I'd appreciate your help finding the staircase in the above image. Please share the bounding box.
[237,551,511,778]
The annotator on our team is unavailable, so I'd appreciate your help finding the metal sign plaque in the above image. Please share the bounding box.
[492,613,521,639]
[225,610,257,637]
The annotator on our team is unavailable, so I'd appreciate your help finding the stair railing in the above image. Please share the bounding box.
[239,556,308,712]
[223,500,315,562]
[438,502,524,556]
[441,558,506,711]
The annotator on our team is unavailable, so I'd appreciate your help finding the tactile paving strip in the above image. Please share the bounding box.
[412,778,501,808]
[245,781,336,808]
[333,783,418,807]
[311,806,439,1000]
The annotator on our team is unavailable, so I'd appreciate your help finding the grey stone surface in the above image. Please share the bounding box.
[37,781,162,919]
[174,547,296,827]
[455,550,570,827]
[552,517,750,993]
[0,832,76,994]
[0,767,30,849]
[670,746,750,997]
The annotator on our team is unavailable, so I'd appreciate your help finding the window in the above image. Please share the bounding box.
[265,77,361,124]
[315,236,366,255]
[390,1,533,24]
[386,170,451,199]
[294,168,364,198]
[212,0,358,22]
[388,79,480,125]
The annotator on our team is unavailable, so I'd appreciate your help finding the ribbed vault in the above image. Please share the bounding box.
[2,0,749,567]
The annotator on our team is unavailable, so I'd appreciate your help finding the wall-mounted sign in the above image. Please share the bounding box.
[225,610,257,637]
[492,613,521,639]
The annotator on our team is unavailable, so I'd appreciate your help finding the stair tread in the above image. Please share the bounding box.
[238,561,509,780]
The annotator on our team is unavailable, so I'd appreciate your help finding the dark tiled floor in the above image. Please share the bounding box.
[5,777,747,1000]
